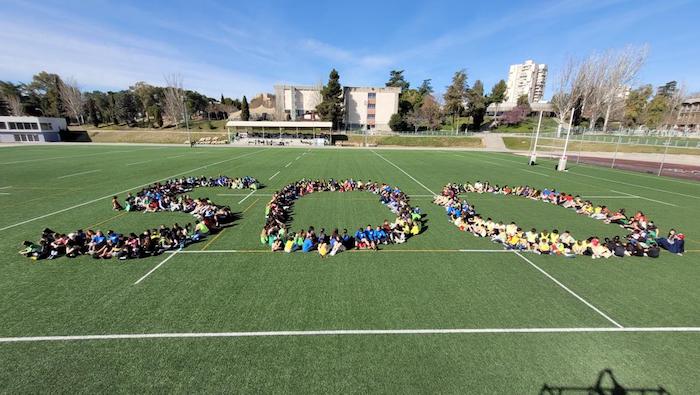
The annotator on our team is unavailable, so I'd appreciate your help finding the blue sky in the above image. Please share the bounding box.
[0,0,697,99]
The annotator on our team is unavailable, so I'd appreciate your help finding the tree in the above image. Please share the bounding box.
[0,81,23,116]
[466,80,487,130]
[623,85,653,127]
[550,57,592,136]
[150,105,164,128]
[386,70,410,92]
[600,45,648,131]
[418,79,433,96]
[316,69,344,129]
[645,93,668,128]
[86,97,99,127]
[389,113,409,131]
[443,69,468,131]
[131,82,158,124]
[59,77,84,124]
[114,91,139,125]
[163,73,187,128]
[27,72,65,117]
[489,80,507,104]
[502,105,528,125]
[240,96,250,121]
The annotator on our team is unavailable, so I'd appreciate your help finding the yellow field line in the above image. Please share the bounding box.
[87,211,127,229]
[201,198,260,251]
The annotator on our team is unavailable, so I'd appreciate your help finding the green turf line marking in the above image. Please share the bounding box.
[514,251,623,328]
[87,212,128,229]
[0,148,269,232]
[2,327,700,343]
[237,190,257,204]
[133,249,180,285]
[610,190,679,207]
[371,150,437,195]
[521,168,550,177]
[57,169,102,179]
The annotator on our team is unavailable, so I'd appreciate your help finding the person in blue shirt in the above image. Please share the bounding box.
[354,228,366,249]
[374,226,387,245]
[302,236,314,252]
[341,228,351,248]
[364,225,377,250]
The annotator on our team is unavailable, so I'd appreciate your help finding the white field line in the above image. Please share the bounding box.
[0,186,11,189]
[610,189,679,207]
[268,171,280,180]
[166,154,186,159]
[450,153,506,168]
[0,149,269,232]
[521,168,550,177]
[372,150,437,195]
[217,193,273,197]
[295,156,301,160]
[0,147,164,165]
[284,162,292,168]
[2,327,699,343]
[126,160,152,166]
[134,249,180,285]
[167,249,509,254]
[237,190,257,204]
[581,195,642,199]
[57,169,101,179]
[514,252,623,328]
[0,192,9,195]
[475,152,697,199]
[569,170,699,200]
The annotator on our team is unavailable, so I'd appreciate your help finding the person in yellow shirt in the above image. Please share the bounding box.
[550,229,560,244]
[537,239,551,254]
[284,237,295,253]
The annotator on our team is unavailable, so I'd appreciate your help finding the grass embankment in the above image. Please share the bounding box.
[66,130,228,144]
[492,116,559,133]
[346,135,483,148]
[502,136,700,155]
[80,119,228,131]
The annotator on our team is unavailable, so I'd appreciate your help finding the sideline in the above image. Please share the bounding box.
[0,149,269,232]
[134,249,180,285]
[371,150,437,195]
[514,252,623,328]
[2,327,699,343]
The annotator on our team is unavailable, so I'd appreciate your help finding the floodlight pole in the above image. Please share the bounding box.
[557,110,575,171]
[529,110,544,165]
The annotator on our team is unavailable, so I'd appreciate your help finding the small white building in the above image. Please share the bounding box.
[0,116,66,143]
[274,85,323,121]
[344,86,400,131]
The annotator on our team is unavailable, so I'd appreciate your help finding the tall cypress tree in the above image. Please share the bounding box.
[316,69,344,130]
[240,96,250,121]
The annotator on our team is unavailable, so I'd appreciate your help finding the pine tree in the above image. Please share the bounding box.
[443,70,468,130]
[240,96,250,121]
[316,69,344,130]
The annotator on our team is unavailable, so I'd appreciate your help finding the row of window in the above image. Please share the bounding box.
[0,122,54,131]
[13,133,41,142]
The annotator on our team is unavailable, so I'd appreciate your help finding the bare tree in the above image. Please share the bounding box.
[665,81,687,128]
[551,57,591,136]
[163,73,187,128]
[59,77,85,124]
[601,45,648,131]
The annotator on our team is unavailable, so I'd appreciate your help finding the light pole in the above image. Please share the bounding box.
[658,135,672,176]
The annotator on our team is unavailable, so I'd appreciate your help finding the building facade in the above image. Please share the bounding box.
[676,97,700,131]
[274,84,400,130]
[344,86,400,131]
[505,60,547,104]
[0,116,66,143]
[274,85,323,121]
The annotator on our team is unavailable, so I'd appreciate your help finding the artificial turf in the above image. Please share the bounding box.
[0,144,699,393]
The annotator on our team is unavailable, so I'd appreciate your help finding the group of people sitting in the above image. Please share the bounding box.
[20,175,258,261]
[261,179,423,256]
[433,181,686,258]
[20,223,211,260]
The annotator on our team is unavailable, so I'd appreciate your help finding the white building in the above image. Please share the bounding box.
[274,85,323,121]
[274,84,400,131]
[0,116,66,143]
[344,86,400,131]
[505,60,547,104]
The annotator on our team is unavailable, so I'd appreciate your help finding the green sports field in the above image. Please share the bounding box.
[0,144,699,393]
